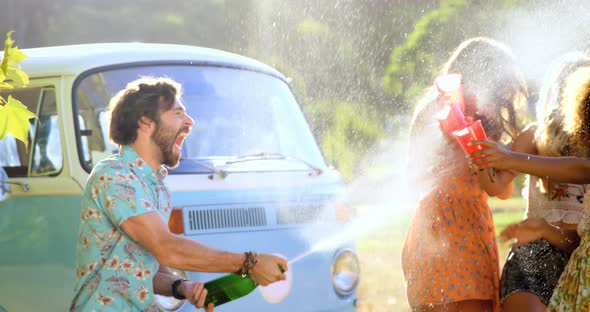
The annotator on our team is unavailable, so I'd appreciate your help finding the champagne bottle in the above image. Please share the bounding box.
[204,265,284,306]
[203,273,257,306]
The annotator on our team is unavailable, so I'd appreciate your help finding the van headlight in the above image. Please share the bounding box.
[331,249,360,296]
[155,268,188,311]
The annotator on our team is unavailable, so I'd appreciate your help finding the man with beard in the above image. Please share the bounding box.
[70,77,288,312]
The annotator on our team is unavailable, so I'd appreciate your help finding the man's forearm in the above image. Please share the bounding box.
[122,212,248,274]
[157,235,245,273]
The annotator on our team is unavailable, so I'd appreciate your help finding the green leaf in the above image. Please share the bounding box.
[0,82,14,89]
[0,95,36,147]
[7,67,29,87]
[0,31,29,87]
[0,31,15,77]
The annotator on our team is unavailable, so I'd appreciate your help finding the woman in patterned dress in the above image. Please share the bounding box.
[470,65,590,312]
[498,53,590,311]
[402,37,528,312]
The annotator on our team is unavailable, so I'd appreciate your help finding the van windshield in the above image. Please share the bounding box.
[74,65,326,173]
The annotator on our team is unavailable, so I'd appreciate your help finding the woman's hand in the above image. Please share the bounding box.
[499,218,549,248]
[468,140,516,170]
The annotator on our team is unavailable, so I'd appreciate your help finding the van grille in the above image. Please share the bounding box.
[276,203,326,225]
[186,207,267,231]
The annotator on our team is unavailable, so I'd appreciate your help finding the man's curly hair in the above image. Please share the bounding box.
[108,77,182,145]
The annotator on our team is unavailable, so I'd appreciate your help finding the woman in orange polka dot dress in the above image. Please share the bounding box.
[401,37,528,312]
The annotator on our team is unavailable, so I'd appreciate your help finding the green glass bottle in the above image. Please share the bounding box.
[203,273,257,306]
[204,265,284,306]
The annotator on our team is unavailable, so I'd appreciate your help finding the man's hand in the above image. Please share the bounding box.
[499,218,548,249]
[180,281,214,311]
[250,254,288,286]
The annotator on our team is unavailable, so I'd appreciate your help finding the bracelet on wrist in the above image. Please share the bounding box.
[238,251,258,277]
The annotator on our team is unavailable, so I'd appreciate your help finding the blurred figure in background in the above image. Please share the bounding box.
[402,37,528,312]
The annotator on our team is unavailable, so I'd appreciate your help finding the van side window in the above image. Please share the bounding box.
[0,87,61,177]
[31,89,63,176]
[76,74,114,169]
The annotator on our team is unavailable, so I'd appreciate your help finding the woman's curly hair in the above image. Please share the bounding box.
[562,66,590,157]
[535,53,590,157]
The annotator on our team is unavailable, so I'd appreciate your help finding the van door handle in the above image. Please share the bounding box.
[0,180,30,192]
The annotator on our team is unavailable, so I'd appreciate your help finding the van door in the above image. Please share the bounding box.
[0,78,83,312]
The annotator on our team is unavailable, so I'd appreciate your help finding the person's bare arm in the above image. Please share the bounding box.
[540,225,580,254]
[153,266,179,297]
[512,123,538,155]
[477,168,515,198]
[121,211,287,286]
[500,218,580,254]
[475,125,537,198]
[470,140,590,184]
[122,213,243,272]
[154,266,213,311]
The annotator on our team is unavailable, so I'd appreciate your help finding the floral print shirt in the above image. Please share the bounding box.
[70,146,172,311]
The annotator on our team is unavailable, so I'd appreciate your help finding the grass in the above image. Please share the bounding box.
[488,196,527,212]
[354,197,525,312]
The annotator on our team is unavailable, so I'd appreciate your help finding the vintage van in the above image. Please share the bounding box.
[0,43,359,311]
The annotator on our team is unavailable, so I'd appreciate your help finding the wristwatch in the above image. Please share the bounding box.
[171,279,187,300]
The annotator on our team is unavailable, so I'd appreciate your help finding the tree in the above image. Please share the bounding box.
[0,32,35,147]
[383,0,470,115]
[0,0,66,48]
[383,0,520,117]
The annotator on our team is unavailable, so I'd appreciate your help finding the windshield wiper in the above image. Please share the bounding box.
[228,152,285,162]
[181,157,228,180]
[226,152,323,176]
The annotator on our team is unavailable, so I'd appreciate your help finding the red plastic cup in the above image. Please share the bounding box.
[452,120,488,155]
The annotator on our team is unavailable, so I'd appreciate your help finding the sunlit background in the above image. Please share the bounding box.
[4,0,590,310]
